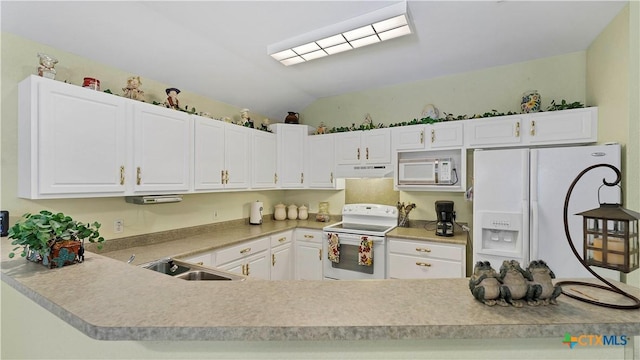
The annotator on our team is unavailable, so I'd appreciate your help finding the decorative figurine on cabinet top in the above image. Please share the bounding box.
[240,108,253,128]
[123,76,145,101]
[37,53,58,79]
[521,90,541,113]
[285,112,299,124]
[165,88,181,110]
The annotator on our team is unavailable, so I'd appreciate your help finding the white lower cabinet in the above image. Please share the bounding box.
[295,229,324,280]
[270,231,293,280]
[387,238,465,279]
[214,236,271,280]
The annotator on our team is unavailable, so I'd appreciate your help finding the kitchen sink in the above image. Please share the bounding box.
[139,258,245,281]
[175,270,233,281]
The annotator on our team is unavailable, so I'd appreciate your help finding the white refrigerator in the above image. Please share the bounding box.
[473,144,621,280]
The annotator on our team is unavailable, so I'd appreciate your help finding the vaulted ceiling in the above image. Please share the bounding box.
[1,1,628,119]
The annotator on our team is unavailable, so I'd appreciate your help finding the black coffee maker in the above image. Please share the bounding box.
[435,201,455,237]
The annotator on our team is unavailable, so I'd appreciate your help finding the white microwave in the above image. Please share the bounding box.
[397,158,454,185]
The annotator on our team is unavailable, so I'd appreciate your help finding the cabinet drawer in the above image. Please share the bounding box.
[215,237,269,265]
[295,229,322,244]
[271,230,293,247]
[388,239,463,261]
[388,253,463,279]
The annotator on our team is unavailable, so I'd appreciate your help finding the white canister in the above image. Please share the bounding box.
[274,203,286,221]
[298,205,308,220]
[287,204,298,220]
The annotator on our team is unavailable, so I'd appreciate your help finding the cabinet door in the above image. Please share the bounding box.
[271,243,293,280]
[306,134,336,188]
[334,132,362,165]
[361,128,391,164]
[194,117,225,190]
[246,252,271,280]
[33,77,127,196]
[392,125,427,151]
[428,122,463,149]
[295,242,323,280]
[464,115,524,148]
[133,103,191,192]
[251,131,277,189]
[275,124,307,188]
[524,108,597,146]
[224,124,250,189]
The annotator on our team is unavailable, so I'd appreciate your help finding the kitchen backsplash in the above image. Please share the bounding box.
[345,178,398,206]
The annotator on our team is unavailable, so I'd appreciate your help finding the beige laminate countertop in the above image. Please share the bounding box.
[2,220,638,341]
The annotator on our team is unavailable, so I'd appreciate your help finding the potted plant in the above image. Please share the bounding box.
[7,210,105,268]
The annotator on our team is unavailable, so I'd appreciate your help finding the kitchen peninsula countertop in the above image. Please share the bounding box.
[1,219,638,341]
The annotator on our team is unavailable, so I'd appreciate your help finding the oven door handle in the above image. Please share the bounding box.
[325,233,385,244]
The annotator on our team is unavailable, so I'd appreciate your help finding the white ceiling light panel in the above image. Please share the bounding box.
[267,1,411,66]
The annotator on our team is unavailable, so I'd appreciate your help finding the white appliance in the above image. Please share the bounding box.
[473,144,621,280]
[249,201,263,225]
[323,204,398,280]
[397,157,454,185]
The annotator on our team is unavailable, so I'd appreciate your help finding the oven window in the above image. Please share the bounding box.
[331,243,374,274]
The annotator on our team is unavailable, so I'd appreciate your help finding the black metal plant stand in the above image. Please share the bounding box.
[555,164,640,309]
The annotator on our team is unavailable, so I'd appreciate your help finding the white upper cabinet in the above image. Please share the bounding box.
[523,107,597,145]
[464,114,525,148]
[271,124,311,188]
[463,108,597,148]
[18,75,128,199]
[193,117,251,190]
[392,125,427,151]
[335,129,391,165]
[251,130,277,189]
[306,134,340,189]
[429,122,464,149]
[132,102,192,193]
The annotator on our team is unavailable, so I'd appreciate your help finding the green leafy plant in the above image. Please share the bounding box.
[546,99,584,111]
[7,210,104,259]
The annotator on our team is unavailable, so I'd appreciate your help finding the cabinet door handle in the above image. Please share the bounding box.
[278,237,287,243]
[301,172,304,184]
[242,264,247,275]
[196,262,204,265]
[415,247,431,253]
[274,173,278,184]
[366,147,369,160]
[515,121,521,137]
[246,263,250,276]
[416,262,432,267]
[225,170,229,184]
[240,247,251,254]
[136,167,141,185]
[221,170,225,184]
[431,129,435,143]
[272,254,276,266]
[357,148,360,160]
[318,248,322,260]
[420,130,424,144]
[120,166,125,185]
[330,172,334,183]
[304,234,314,239]
[530,120,536,136]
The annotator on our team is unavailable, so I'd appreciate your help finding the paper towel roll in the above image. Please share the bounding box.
[250,201,263,225]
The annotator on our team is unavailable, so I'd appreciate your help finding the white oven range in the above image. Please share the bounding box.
[322,204,397,280]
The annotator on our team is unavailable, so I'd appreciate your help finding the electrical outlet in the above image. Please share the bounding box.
[114,219,124,233]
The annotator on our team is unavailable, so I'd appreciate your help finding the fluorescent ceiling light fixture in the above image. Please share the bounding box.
[267,1,411,66]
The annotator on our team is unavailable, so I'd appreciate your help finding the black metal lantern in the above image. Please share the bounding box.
[580,203,639,273]
[556,164,640,309]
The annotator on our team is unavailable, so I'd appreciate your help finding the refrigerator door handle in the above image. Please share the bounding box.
[530,200,538,261]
